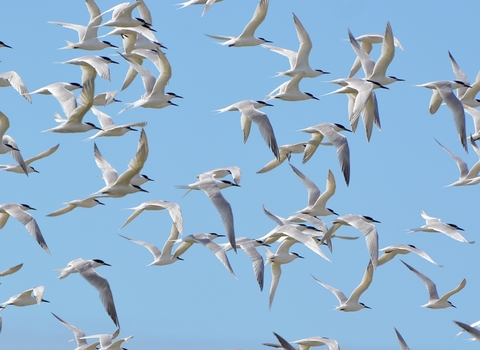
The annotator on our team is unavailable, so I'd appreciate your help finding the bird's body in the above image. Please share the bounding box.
[0,286,48,309]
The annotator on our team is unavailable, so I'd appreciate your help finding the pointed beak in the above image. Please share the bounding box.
[168,101,178,107]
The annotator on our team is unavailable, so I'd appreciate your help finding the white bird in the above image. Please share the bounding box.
[0,71,31,103]
[30,82,82,116]
[408,210,474,244]
[93,90,120,106]
[62,55,119,83]
[176,173,239,252]
[221,237,267,291]
[119,199,184,233]
[348,30,404,78]
[400,260,466,309]
[348,23,404,86]
[94,128,150,197]
[454,321,480,342]
[266,72,319,101]
[119,224,183,266]
[216,99,279,158]
[118,47,164,89]
[293,336,341,350]
[377,244,442,267]
[56,258,119,327]
[448,51,480,107]
[0,143,59,174]
[79,328,132,350]
[47,196,105,217]
[322,214,379,269]
[172,233,236,277]
[98,1,152,29]
[0,263,23,277]
[312,260,374,312]
[0,203,49,253]
[417,80,470,152]
[49,0,118,50]
[0,111,28,175]
[42,78,101,133]
[257,142,306,173]
[0,286,49,309]
[262,13,329,78]
[263,205,330,262]
[394,328,410,350]
[52,312,100,350]
[435,137,480,186]
[197,166,242,185]
[176,0,223,17]
[118,50,182,113]
[287,165,338,217]
[206,0,271,47]
[84,107,147,141]
[300,123,351,185]
[266,239,304,309]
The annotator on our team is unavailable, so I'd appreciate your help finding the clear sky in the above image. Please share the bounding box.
[0,0,480,349]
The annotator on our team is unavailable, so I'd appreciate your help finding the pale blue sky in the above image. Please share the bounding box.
[0,1,479,349]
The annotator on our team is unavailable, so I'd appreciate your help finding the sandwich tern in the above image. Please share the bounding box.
[0,71,31,103]
[176,0,223,17]
[417,79,470,152]
[42,78,101,133]
[49,0,118,51]
[0,263,23,277]
[197,166,242,185]
[46,196,105,217]
[97,1,152,29]
[52,312,100,350]
[0,286,48,309]
[265,72,319,101]
[266,238,304,309]
[119,199,184,233]
[29,82,82,116]
[394,328,410,350]
[93,128,150,197]
[300,123,351,185]
[176,172,239,252]
[57,258,119,327]
[262,13,329,78]
[263,205,330,261]
[119,224,184,266]
[172,233,236,277]
[205,0,271,47]
[448,51,480,107]
[348,23,404,86]
[293,336,341,350]
[257,142,306,173]
[118,50,182,113]
[400,260,466,309]
[216,99,279,158]
[408,210,474,244]
[84,107,147,141]
[93,90,121,106]
[312,260,374,311]
[322,214,379,269]
[81,330,133,350]
[0,143,59,174]
[377,244,442,267]
[62,55,119,83]
[435,137,480,186]
[348,30,404,78]
[288,165,337,217]
[0,111,28,175]
[0,203,49,253]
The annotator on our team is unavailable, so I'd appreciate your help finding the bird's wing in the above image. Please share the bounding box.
[78,266,119,327]
[349,260,374,303]
[238,0,269,38]
[239,240,264,291]
[269,262,282,309]
[2,135,29,175]
[0,71,31,103]
[195,237,236,277]
[439,278,466,304]
[91,107,116,129]
[401,260,439,300]
[94,143,118,186]
[311,274,347,304]
[115,128,149,185]
[0,263,23,277]
[371,22,395,79]
[394,327,411,350]
[24,144,59,167]
[119,234,162,259]
[292,13,312,70]
[289,163,320,207]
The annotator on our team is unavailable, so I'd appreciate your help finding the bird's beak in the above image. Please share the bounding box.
[168,101,179,106]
